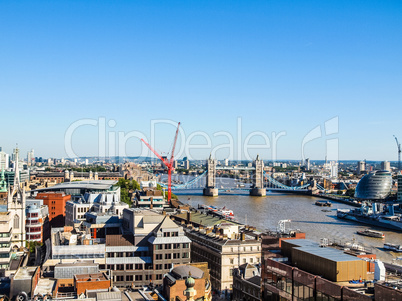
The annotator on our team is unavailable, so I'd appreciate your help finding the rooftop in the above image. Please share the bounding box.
[175,211,238,228]
[13,267,38,280]
[35,180,118,192]
[284,239,365,262]
[74,272,109,282]
[106,235,134,247]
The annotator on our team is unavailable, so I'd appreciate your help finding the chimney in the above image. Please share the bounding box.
[241,233,246,241]
[187,211,191,223]
[150,197,153,209]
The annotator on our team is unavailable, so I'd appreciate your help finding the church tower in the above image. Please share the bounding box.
[7,147,26,249]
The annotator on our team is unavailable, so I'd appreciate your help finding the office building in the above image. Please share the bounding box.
[381,161,391,172]
[355,170,392,200]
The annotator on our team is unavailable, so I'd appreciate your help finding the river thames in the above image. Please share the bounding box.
[174,191,402,263]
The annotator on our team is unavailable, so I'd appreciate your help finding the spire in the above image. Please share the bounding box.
[14,147,20,188]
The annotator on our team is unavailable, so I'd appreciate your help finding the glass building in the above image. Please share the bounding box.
[354,170,392,200]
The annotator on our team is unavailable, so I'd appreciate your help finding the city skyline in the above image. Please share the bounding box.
[1,1,401,160]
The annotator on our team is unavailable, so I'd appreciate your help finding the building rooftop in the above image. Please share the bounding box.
[55,261,98,268]
[175,211,238,228]
[106,235,134,247]
[74,272,109,282]
[171,265,204,279]
[284,239,365,262]
[13,267,38,280]
[35,180,118,192]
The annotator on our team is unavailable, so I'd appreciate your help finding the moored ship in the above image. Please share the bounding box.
[384,243,402,252]
[356,229,385,238]
[337,203,402,232]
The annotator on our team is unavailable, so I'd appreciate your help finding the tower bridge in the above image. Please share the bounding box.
[203,155,266,196]
[157,156,315,195]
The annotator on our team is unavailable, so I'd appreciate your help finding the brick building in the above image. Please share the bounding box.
[74,272,111,295]
[163,263,212,301]
[36,192,70,227]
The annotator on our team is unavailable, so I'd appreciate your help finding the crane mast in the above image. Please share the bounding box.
[141,122,181,203]
[394,135,401,173]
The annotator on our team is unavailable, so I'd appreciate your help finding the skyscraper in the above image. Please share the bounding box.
[0,149,9,170]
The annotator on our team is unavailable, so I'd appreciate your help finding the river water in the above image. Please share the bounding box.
[163,174,402,263]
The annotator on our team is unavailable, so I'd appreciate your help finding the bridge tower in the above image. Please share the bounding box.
[250,155,266,196]
[203,155,218,196]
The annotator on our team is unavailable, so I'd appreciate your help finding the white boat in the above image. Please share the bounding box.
[384,243,402,252]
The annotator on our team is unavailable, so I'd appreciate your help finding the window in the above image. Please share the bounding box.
[126,275,133,281]
[182,252,189,258]
[13,215,19,229]
[173,243,180,249]
[155,254,162,260]
[164,264,171,269]
[165,254,171,259]
[135,264,143,270]
[146,275,152,280]
[163,232,170,237]
[243,258,246,264]
[173,253,180,259]
[126,264,133,270]
[250,258,254,263]
[165,244,172,249]
[182,243,189,248]
[156,274,162,280]
[155,244,163,250]
[116,276,124,281]
[155,264,162,270]
[172,232,178,237]
[135,275,143,281]
[230,258,234,264]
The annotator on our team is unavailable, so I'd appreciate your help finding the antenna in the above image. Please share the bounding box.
[393,135,401,173]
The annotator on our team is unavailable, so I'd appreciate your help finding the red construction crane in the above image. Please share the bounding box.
[141,122,181,203]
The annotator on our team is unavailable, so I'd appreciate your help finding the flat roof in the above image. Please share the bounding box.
[14,267,38,280]
[74,272,109,281]
[34,180,118,192]
[55,261,98,268]
[283,239,364,262]
[175,211,238,227]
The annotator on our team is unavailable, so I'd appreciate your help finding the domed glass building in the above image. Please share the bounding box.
[354,170,392,200]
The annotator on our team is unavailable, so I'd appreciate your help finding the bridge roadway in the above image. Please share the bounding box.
[171,188,310,195]
[215,166,255,171]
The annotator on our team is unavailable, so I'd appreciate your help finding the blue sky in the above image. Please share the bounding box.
[0,1,401,161]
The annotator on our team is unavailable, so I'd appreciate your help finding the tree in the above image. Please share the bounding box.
[346,188,355,197]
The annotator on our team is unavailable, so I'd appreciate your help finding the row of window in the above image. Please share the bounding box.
[163,231,179,237]
[114,274,161,282]
[107,251,148,258]
[27,234,41,240]
[229,257,260,265]
[155,252,188,260]
[230,246,260,252]
[0,232,11,238]
[110,263,146,270]
[154,243,189,250]
[26,226,42,233]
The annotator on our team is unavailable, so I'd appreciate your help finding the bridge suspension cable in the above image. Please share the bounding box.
[263,172,310,190]
[159,171,207,190]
